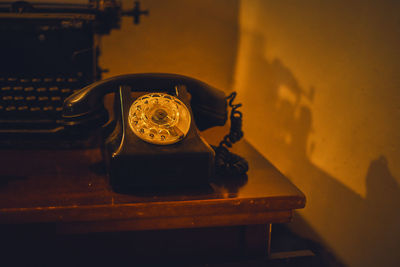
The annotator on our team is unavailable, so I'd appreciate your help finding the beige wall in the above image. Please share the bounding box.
[235,1,400,266]
[100,0,239,92]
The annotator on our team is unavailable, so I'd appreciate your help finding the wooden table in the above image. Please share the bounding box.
[0,131,305,264]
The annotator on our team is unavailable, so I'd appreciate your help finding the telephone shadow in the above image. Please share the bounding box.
[239,33,400,266]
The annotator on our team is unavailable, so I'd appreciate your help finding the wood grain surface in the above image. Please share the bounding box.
[0,130,305,232]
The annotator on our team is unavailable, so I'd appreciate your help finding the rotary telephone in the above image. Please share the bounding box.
[62,73,247,191]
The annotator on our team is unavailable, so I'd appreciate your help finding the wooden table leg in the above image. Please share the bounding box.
[243,224,271,258]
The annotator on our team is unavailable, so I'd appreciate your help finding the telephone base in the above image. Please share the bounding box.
[108,147,214,190]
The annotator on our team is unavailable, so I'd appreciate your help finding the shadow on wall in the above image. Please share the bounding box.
[238,33,400,266]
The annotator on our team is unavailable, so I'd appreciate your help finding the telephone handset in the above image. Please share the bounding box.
[62,73,247,191]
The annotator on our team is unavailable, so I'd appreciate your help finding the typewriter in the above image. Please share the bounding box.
[0,0,148,147]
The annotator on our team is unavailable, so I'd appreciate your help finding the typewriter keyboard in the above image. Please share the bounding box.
[0,75,86,124]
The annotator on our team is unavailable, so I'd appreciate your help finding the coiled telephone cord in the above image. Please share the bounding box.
[212,92,249,178]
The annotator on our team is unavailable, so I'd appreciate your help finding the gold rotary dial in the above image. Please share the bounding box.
[128,93,191,145]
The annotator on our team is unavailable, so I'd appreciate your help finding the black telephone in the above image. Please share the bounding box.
[62,73,247,191]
